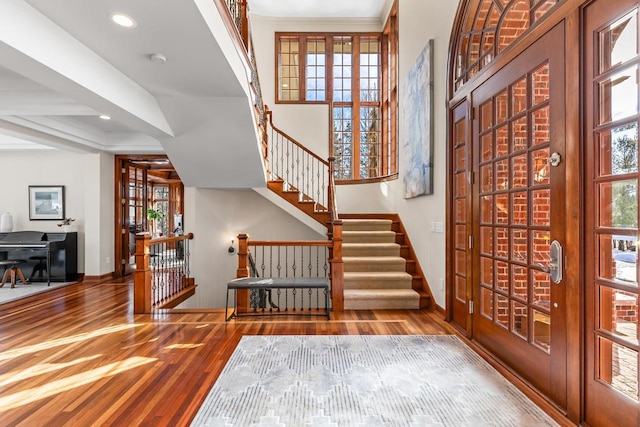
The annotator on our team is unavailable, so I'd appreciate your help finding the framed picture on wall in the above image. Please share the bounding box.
[29,185,65,220]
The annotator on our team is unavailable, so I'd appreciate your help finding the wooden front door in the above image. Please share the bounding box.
[470,23,567,408]
[584,0,640,424]
[451,100,471,334]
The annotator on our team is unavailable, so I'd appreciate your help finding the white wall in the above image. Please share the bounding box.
[83,152,115,276]
[387,0,458,308]
[0,151,84,273]
[249,1,459,308]
[180,187,325,308]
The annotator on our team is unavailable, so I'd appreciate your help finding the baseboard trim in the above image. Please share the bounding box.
[433,303,446,319]
[454,334,574,427]
[82,272,114,285]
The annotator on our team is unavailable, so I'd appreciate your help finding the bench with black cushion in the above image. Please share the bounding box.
[226,277,330,321]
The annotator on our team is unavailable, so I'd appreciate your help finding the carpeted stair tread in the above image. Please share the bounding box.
[339,217,422,310]
[343,230,396,244]
[344,271,413,289]
[343,243,400,257]
[343,289,420,310]
[342,219,393,231]
[343,256,406,272]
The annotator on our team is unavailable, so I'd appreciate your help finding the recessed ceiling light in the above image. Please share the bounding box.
[99,115,111,120]
[110,13,137,28]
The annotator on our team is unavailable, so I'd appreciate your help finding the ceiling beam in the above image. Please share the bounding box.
[0,90,98,115]
[0,0,174,138]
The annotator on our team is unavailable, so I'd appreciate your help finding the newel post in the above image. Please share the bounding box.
[236,233,250,314]
[330,220,344,311]
[240,0,249,47]
[134,233,152,314]
[327,156,336,219]
[262,108,272,167]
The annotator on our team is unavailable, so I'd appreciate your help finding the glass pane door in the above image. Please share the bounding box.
[471,23,566,408]
[124,164,147,276]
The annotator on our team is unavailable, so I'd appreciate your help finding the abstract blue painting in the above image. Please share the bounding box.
[402,39,434,198]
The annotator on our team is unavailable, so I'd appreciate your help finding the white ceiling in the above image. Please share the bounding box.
[0,0,393,187]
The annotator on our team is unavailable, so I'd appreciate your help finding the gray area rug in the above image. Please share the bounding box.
[192,335,558,426]
[0,281,75,305]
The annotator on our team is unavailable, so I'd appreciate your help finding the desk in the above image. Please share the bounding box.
[226,277,330,321]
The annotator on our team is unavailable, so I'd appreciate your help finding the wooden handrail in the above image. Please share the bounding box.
[212,0,251,74]
[149,232,194,245]
[249,240,332,247]
[265,108,329,167]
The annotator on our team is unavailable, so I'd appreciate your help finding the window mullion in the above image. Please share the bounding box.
[381,32,390,176]
[300,35,307,101]
[353,36,361,180]
[328,36,335,169]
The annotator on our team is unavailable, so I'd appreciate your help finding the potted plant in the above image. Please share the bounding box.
[146,208,164,237]
[57,218,75,232]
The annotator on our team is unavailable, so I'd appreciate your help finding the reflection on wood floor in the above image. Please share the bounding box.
[0,279,454,426]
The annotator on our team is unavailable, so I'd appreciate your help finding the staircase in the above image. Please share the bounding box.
[217,0,434,313]
[341,218,428,310]
[261,109,433,310]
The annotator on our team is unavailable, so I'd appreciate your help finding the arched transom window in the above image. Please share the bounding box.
[453,0,561,92]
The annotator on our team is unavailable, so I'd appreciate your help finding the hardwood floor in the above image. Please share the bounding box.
[0,279,455,426]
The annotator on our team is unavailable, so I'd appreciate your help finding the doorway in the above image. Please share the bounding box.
[448,0,640,423]
[114,155,184,278]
